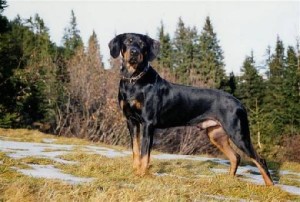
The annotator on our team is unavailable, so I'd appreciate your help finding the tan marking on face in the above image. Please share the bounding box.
[126,63,137,73]
[123,49,131,61]
[123,49,144,73]
[137,53,143,63]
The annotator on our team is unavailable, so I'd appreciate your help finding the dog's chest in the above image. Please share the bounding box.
[119,86,145,112]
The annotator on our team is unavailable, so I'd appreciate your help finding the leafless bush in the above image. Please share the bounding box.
[53,45,128,145]
[154,127,220,155]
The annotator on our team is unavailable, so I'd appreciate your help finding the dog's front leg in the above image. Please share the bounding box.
[139,123,154,176]
[127,119,141,172]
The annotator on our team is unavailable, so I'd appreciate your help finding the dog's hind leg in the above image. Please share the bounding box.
[226,110,274,186]
[207,126,241,176]
[249,154,274,186]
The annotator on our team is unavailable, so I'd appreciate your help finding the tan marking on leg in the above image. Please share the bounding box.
[199,120,219,129]
[139,155,149,176]
[132,135,141,170]
[207,126,240,176]
[132,128,141,171]
[250,158,274,186]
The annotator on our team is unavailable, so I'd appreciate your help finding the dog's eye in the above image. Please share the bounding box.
[138,40,144,47]
[125,38,133,45]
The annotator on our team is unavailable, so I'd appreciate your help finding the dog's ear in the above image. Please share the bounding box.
[108,34,124,58]
[145,36,160,61]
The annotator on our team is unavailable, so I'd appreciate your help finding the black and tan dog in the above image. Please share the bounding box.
[108,33,273,186]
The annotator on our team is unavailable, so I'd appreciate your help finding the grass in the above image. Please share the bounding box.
[0,128,300,201]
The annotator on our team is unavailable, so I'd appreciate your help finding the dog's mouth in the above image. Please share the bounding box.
[128,57,138,65]
[122,49,144,73]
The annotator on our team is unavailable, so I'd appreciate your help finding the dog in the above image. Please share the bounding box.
[108,33,273,186]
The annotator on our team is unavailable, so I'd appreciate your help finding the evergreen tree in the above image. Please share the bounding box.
[219,72,237,95]
[0,0,7,13]
[62,10,83,58]
[0,0,8,33]
[173,17,197,85]
[236,52,265,110]
[157,22,172,70]
[281,46,300,135]
[0,14,58,127]
[263,37,286,136]
[15,14,57,126]
[197,16,225,88]
[235,52,267,144]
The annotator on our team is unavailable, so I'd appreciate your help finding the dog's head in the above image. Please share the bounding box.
[109,33,160,73]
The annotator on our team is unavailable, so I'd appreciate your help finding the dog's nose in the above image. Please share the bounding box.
[130,48,138,56]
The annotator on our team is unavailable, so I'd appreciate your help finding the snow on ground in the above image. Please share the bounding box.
[0,137,299,195]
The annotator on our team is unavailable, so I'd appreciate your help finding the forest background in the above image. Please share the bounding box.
[0,0,299,162]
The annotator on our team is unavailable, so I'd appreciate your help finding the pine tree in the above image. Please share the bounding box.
[62,10,83,59]
[235,52,267,144]
[263,37,286,136]
[173,17,197,85]
[0,0,7,13]
[197,16,225,88]
[157,22,172,70]
[16,14,57,126]
[281,46,300,135]
[237,52,265,110]
[219,72,237,95]
[0,0,9,33]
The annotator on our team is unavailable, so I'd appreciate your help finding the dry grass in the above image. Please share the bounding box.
[0,128,299,201]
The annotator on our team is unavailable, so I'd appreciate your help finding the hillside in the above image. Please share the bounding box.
[0,128,299,201]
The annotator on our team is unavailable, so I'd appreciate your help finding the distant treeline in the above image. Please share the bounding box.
[0,1,299,160]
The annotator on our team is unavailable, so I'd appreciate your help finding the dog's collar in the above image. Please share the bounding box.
[120,63,150,84]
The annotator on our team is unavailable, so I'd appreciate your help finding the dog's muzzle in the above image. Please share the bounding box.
[128,47,141,65]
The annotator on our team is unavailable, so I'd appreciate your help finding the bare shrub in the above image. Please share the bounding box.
[54,42,129,144]
[154,127,220,155]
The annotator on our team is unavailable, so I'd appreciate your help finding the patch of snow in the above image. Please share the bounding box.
[42,138,57,143]
[1,137,300,195]
[278,184,300,196]
[16,164,94,185]
[280,170,300,177]
[0,140,74,164]
[84,145,131,158]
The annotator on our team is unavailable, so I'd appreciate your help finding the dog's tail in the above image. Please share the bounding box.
[226,107,257,158]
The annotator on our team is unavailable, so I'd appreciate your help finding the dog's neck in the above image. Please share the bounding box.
[120,62,150,84]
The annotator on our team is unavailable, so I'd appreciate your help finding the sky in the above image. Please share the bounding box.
[4,0,300,75]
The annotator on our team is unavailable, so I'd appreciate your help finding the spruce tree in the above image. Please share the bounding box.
[157,22,172,70]
[263,37,286,136]
[237,52,265,110]
[197,16,225,88]
[62,10,83,59]
[0,0,7,13]
[16,14,57,126]
[173,17,197,85]
[282,46,300,135]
